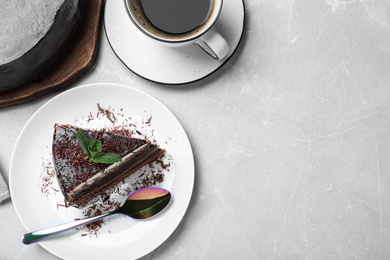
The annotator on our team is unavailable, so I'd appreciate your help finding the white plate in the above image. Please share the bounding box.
[104,0,245,84]
[10,83,194,260]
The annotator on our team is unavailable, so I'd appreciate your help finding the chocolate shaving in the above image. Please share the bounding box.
[40,103,174,236]
[97,103,116,124]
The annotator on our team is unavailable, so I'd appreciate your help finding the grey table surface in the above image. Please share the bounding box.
[1,0,390,259]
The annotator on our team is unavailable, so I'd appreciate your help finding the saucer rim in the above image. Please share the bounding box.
[103,0,246,86]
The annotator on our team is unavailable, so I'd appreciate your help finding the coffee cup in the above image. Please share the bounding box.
[124,0,229,60]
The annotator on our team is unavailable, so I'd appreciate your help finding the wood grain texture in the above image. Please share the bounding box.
[0,0,103,109]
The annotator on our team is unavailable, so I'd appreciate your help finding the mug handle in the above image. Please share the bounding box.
[195,28,229,60]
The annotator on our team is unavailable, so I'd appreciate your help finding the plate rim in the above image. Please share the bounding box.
[10,82,195,260]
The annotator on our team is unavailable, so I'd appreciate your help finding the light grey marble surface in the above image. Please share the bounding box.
[1,0,390,259]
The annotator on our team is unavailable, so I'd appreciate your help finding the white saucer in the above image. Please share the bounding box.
[104,0,245,85]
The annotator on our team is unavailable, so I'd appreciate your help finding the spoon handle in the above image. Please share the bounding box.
[22,211,116,244]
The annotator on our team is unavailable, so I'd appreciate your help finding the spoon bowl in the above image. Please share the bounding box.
[22,187,171,244]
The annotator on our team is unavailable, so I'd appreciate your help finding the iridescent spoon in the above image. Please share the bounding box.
[22,187,171,244]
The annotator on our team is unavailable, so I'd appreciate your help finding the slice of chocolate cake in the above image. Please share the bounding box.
[52,124,165,207]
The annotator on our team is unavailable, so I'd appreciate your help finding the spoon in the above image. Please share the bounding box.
[22,187,171,244]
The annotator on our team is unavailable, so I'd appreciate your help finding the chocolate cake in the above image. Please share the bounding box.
[0,0,82,92]
[52,124,165,208]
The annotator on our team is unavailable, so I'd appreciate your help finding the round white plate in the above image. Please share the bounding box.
[10,83,194,260]
[104,0,245,84]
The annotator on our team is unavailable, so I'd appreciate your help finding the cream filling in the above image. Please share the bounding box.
[68,142,150,199]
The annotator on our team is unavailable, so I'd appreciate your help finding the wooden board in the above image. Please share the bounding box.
[0,0,103,109]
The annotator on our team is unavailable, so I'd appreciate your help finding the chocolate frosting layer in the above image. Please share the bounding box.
[53,124,148,194]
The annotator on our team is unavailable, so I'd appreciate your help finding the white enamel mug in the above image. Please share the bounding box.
[124,0,229,60]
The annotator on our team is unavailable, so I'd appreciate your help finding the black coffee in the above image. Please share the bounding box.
[130,0,214,39]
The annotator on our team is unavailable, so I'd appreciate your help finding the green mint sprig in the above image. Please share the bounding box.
[76,130,122,164]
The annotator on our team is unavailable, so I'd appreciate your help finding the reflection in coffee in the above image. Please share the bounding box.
[130,0,215,39]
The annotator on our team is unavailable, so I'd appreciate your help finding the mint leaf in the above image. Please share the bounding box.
[91,153,122,164]
[76,130,94,158]
[76,129,122,164]
[89,139,102,158]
